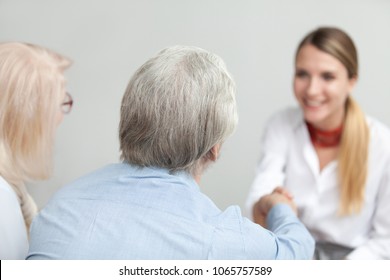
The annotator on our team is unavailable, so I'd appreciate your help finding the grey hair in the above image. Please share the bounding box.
[119,46,238,176]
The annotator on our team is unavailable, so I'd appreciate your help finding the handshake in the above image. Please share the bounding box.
[253,187,297,228]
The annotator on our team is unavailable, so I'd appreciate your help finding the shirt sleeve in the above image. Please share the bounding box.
[346,161,390,260]
[245,111,291,219]
[208,204,314,259]
[265,204,315,259]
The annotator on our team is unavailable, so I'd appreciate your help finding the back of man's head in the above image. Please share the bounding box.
[119,46,237,176]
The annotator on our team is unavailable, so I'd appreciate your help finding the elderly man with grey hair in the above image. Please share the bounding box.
[27,46,314,259]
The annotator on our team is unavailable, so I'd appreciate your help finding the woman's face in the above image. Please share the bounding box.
[293,44,356,130]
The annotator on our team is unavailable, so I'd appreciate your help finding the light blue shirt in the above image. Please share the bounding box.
[27,163,314,259]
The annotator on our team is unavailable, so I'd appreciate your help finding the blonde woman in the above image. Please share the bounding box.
[246,27,390,259]
[0,42,72,259]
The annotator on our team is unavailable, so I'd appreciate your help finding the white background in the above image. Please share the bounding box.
[1,0,389,211]
[2,260,389,279]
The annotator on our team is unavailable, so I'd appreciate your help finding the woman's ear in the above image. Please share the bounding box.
[348,75,358,93]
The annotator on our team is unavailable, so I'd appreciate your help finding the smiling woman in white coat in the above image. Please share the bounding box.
[246,27,390,260]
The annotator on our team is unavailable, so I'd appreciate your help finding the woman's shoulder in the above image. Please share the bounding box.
[366,116,390,139]
[366,115,390,154]
[0,177,24,226]
[0,176,29,260]
[0,177,23,218]
[0,176,18,199]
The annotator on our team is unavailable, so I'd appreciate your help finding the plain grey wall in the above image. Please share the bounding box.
[1,0,389,211]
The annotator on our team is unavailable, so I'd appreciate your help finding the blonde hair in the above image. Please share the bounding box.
[0,42,71,228]
[119,46,237,176]
[297,27,369,215]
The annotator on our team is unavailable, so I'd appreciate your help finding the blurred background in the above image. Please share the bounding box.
[1,0,389,212]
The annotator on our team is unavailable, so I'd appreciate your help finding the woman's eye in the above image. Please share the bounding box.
[322,73,335,81]
[295,71,308,78]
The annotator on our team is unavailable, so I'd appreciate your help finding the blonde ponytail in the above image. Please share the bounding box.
[338,96,369,215]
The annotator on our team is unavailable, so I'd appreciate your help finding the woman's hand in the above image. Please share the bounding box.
[252,187,297,228]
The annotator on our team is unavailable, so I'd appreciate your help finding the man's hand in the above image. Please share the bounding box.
[252,187,297,228]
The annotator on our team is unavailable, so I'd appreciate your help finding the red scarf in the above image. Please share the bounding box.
[306,122,343,148]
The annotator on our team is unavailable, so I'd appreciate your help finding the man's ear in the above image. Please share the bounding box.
[207,144,221,162]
